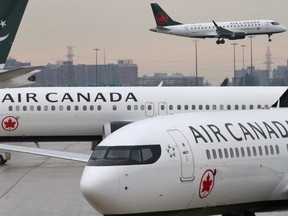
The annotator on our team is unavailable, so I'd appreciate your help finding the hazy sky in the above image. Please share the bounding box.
[9,0,288,85]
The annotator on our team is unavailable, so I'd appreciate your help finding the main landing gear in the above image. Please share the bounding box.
[216,38,225,44]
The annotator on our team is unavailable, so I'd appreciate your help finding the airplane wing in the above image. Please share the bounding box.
[0,66,42,81]
[0,144,90,162]
[212,20,246,39]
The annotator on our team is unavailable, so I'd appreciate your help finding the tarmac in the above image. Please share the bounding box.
[0,141,101,216]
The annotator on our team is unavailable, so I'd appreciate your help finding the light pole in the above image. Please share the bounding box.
[248,36,254,85]
[94,48,100,84]
[240,44,246,69]
[194,40,198,86]
[231,43,238,86]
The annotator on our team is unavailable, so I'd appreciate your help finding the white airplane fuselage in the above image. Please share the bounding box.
[81,108,288,215]
[0,86,286,142]
[150,19,286,39]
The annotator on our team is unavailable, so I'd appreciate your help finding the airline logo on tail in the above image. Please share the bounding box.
[156,13,168,25]
[0,20,9,42]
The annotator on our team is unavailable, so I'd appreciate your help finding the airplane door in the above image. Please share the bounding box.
[158,102,168,116]
[145,102,154,117]
[168,130,195,182]
[266,22,270,30]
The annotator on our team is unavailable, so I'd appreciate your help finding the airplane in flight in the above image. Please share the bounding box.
[0,0,41,87]
[1,90,288,216]
[0,86,286,164]
[150,3,287,44]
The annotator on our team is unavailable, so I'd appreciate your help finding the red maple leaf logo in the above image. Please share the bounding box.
[4,118,16,129]
[202,174,213,193]
[156,13,168,25]
[2,116,19,132]
[199,169,215,199]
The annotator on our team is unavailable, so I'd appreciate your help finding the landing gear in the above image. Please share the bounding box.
[268,34,272,42]
[216,38,225,45]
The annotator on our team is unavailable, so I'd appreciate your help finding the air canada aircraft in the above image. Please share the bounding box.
[2,91,288,216]
[0,0,41,87]
[150,3,287,44]
[0,86,286,164]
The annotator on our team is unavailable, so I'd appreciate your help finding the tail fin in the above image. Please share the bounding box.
[271,89,288,108]
[150,3,182,26]
[0,0,29,69]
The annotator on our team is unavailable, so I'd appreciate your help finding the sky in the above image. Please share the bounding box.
[9,0,288,85]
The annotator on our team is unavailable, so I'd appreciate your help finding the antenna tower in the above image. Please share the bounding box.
[264,46,273,78]
[66,46,74,65]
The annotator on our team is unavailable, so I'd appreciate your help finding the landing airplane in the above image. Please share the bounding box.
[2,91,288,216]
[150,3,287,44]
[0,86,286,164]
[0,0,41,87]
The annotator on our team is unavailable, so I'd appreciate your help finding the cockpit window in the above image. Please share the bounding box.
[271,22,280,25]
[87,145,161,166]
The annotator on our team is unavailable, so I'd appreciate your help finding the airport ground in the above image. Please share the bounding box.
[0,141,287,216]
[0,141,100,216]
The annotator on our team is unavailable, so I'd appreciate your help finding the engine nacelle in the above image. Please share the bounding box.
[103,121,132,139]
[229,32,246,40]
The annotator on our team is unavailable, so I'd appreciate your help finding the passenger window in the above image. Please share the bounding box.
[212,105,217,110]
[75,105,79,111]
[67,105,71,111]
[30,106,34,111]
[59,105,64,111]
[199,105,203,110]
[229,148,234,158]
[220,105,224,110]
[37,106,41,111]
[258,146,263,156]
[235,148,240,157]
[184,105,189,110]
[224,148,229,158]
[51,106,56,111]
[252,146,257,156]
[161,105,165,110]
[192,105,196,110]
[206,105,210,110]
[113,105,117,111]
[141,105,145,110]
[206,150,211,160]
[247,147,251,157]
[127,105,131,111]
[134,105,138,110]
[169,105,173,110]
[227,105,231,110]
[44,106,48,111]
[90,105,94,111]
[249,105,254,110]
[218,149,223,159]
[270,145,274,155]
[16,106,20,111]
[212,149,217,159]
[242,105,246,110]
[83,105,87,111]
[235,105,239,110]
[177,105,181,110]
[265,146,269,155]
[9,106,13,111]
[23,106,27,111]
[240,147,245,157]
[275,145,280,154]
[97,105,101,111]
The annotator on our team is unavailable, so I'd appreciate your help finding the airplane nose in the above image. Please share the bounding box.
[80,166,119,214]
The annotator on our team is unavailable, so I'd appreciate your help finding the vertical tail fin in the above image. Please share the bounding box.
[150,3,182,26]
[0,0,29,69]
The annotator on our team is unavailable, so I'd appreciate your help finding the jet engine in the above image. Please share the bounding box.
[229,32,246,40]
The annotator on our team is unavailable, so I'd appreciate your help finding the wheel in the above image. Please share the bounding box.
[221,39,225,44]
[0,154,7,165]
[216,40,221,45]
[269,38,272,42]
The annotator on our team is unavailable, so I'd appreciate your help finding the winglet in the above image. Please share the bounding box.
[212,20,220,29]
[150,3,182,26]
[271,89,288,108]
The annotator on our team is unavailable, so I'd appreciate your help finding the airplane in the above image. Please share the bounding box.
[2,90,288,216]
[150,3,287,44]
[0,0,41,87]
[0,86,286,164]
